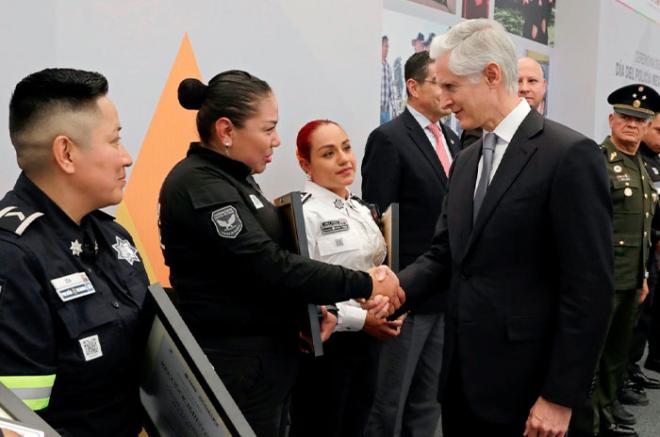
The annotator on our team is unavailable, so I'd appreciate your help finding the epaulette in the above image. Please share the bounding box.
[0,205,44,236]
[350,195,381,225]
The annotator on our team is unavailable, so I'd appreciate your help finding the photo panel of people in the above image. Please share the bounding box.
[381,9,449,125]
[462,0,491,18]
[495,0,556,46]
[406,0,457,14]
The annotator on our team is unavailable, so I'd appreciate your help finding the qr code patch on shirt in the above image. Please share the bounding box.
[79,334,103,361]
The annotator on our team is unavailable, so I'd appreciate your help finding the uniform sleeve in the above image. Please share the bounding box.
[335,301,367,332]
[303,206,321,260]
[361,129,401,211]
[172,180,372,304]
[0,240,57,411]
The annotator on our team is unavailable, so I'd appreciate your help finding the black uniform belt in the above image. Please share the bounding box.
[199,335,298,353]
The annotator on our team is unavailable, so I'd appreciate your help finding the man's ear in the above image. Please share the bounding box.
[52,135,76,174]
[483,62,502,88]
[406,79,420,99]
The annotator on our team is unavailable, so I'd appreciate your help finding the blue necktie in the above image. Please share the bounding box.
[473,132,497,223]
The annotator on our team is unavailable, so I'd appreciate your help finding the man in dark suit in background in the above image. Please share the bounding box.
[362,51,460,437]
[398,19,614,437]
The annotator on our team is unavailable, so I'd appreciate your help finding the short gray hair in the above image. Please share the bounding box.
[429,19,518,95]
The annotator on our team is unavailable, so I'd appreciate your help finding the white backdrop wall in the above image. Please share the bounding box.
[2,0,660,201]
[0,0,382,200]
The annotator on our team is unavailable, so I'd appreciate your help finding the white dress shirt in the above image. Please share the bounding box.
[475,98,532,192]
[302,181,387,331]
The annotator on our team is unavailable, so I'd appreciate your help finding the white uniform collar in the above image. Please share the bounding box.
[304,180,352,207]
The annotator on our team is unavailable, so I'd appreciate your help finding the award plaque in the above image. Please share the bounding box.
[273,191,324,358]
[0,383,60,437]
[140,283,255,437]
[381,203,400,273]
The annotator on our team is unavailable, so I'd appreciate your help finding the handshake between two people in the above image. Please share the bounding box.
[317,265,407,344]
[360,265,407,341]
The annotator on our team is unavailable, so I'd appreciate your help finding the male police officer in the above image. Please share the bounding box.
[0,68,150,436]
[571,84,660,437]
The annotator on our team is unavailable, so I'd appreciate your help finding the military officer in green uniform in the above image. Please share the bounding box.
[571,83,660,437]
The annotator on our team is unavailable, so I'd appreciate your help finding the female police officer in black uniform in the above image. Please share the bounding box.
[158,70,404,436]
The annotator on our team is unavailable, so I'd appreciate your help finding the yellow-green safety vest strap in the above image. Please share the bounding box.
[0,374,56,411]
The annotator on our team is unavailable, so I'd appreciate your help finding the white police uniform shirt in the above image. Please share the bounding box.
[303,181,387,331]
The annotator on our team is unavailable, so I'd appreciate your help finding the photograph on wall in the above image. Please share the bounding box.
[462,0,490,18]
[406,0,457,14]
[495,0,556,46]
[381,9,449,125]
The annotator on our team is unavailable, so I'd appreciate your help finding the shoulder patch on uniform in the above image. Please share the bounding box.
[211,205,243,239]
[320,219,349,235]
[0,206,44,236]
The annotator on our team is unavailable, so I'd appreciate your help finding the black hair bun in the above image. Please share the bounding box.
[178,78,207,110]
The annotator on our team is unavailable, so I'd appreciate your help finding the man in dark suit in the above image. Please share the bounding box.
[398,19,614,436]
[362,51,460,437]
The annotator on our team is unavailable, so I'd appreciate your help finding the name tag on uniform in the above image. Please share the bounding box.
[50,272,96,302]
[616,173,631,182]
[250,194,264,209]
[320,219,349,235]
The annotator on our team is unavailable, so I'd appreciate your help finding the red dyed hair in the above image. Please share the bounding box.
[296,119,339,163]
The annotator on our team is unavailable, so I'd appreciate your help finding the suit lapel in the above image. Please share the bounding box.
[465,111,544,256]
[451,139,481,263]
[401,109,448,186]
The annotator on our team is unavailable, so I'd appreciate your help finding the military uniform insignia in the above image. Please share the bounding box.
[112,236,141,265]
[249,194,264,210]
[613,165,623,173]
[639,86,645,92]
[624,187,633,197]
[334,199,344,209]
[211,205,243,239]
[633,100,641,108]
[653,193,658,203]
[0,206,44,236]
[610,152,617,161]
[70,240,83,256]
[616,173,631,182]
[320,219,350,235]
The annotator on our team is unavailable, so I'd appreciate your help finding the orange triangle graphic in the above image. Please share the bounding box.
[117,33,201,286]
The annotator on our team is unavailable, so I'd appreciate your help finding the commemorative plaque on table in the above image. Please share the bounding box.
[140,283,255,437]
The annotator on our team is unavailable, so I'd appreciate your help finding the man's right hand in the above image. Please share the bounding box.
[368,265,405,313]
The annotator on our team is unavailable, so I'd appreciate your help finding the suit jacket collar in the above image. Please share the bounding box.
[401,108,450,186]
[461,110,544,261]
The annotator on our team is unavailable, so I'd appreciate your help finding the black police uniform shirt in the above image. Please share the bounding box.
[158,142,372,343]
[0,174,150,437]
